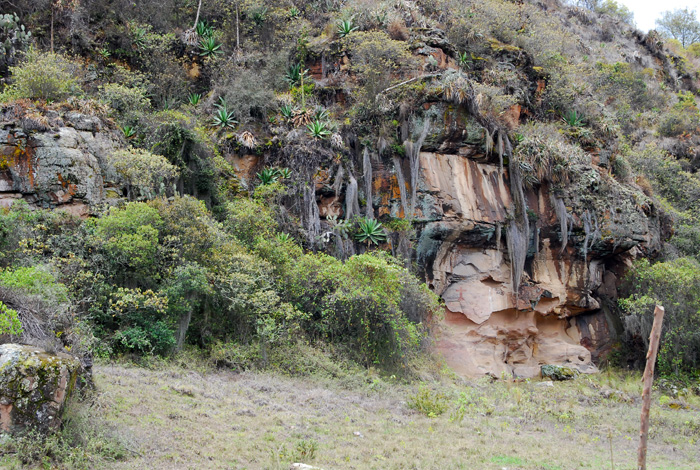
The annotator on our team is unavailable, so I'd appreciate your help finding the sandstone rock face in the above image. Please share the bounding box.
[0,112,122,214]
[0,344,81,434]
[411,150,659,378]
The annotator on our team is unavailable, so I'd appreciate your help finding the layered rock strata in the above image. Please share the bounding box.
[413,152,658,378]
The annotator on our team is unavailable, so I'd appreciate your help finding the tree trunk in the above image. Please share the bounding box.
[637,305,665,470]
[235,2,240,54]
[175,309,193,352]
[50,8,55,53]
[192,0,203,29]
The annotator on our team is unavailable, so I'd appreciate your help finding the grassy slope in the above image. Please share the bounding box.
[80,363,700,470]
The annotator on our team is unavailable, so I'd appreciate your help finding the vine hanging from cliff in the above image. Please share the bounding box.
[404,117,431,218]
[363,147,373,219]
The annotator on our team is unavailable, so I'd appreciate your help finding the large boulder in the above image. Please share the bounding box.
[0,344,81,435]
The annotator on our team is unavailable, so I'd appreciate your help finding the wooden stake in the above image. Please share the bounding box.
[637,304,665,470]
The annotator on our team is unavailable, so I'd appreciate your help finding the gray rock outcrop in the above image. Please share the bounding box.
[0,109,122,215]
[0,344,81,434]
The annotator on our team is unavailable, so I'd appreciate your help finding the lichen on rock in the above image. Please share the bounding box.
[0,343,80,435]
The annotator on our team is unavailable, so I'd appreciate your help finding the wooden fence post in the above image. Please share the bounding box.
[637,305,665,470]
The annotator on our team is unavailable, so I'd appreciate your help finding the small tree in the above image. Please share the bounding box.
[656,8,700,48]
[1,50,79,102]
[110,149,179,200]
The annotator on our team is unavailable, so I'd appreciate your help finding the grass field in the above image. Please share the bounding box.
[2,358,699,469]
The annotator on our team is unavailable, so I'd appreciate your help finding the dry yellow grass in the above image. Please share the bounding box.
[76,363,700,470]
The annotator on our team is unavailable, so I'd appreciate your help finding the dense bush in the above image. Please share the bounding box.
[109,149,180,200]
[98,83,151,123]
[0,300,22,336]
[3,0,699,381]
[93,203,165,286]
[0,50,80,102]
[620,258,700,375]
[344,30,413,108]
[0,189,436,369]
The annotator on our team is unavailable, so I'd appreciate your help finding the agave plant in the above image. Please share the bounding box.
[288,7,300,19]
[562,110,586,128]
[131,26,148,50]
[121,125,136,139]
[374,11,388,26]
[212,99,237,129]
[161,97,177,110]
[307,119,331,139]
[188,93,201,106]
[213,108,236,128]
[337,18,358,38]
[195,20,214,39]
[199,36,222,56]
[277,168,292,179]
[280,104,295,121]
[458,51,469,68]
[257,167,279,185]
[313,106,330,121]
[283,63,309,88]
[277,232,293,243]
[252,7,268,26]
[354,218,386,245]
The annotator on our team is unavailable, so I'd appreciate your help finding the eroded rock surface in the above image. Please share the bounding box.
[0,344,81,434]
[0,111,122,214]
[413,148,659,378]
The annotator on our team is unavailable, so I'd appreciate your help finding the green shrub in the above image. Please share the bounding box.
[627,144,700,215]
[99,83,151,122]
[658,108,700,137]
[148,196,222,265]
[1,50,80,102]
[620,258,700,375]
[109,148,179,200]
[595,62,653,111]
[215,63,281,124]
[408,385,448,417]
[344,31,413,106]
[0,13,31,76]
[108,287,174,355]
[94,203,164,285]
[0,300,22,336]
[0,265,70,304]
[224,195,278,247]
[208,340,260,370]
[278,252,438,367]
[593,0,635,25]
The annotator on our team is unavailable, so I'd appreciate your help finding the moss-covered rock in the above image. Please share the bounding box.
[0,343,80,435]
[541,364,579,381]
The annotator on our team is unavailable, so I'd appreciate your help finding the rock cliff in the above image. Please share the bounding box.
[0,106,122,216]
[227,117,663,378]
[0,27,670,380]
